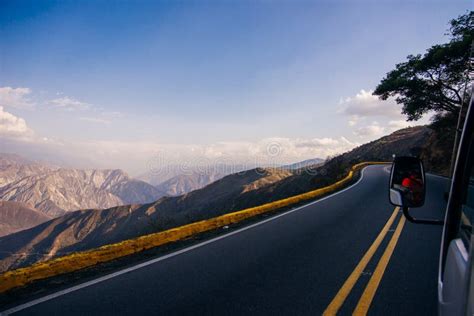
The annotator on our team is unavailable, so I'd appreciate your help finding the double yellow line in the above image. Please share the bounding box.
[323,207,406,315]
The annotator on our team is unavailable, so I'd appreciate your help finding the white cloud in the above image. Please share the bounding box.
[0,133,361,175]
[353,123,385,137]
[388,120,411,130]
[79,117,111,124]
[0,88,360,172]
[49,96,90,111]
[0,106,34,139]
[339,89,428,140]
[49,96,120,124]
[352,119,419,139]
[180,136,359,165]
[102,111,123,118]
[340,89,401,121]
[0,87,35,109]
[0,86,369,174]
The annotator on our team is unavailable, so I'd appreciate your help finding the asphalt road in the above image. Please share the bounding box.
[2,165,448,315]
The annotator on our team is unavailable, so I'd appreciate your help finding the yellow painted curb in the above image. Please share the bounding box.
[0,161,389,294]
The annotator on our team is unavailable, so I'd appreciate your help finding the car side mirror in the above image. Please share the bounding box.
[389,156,425,208]
[389,156,443,226]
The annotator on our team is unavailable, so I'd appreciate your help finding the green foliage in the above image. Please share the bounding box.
[374,11,473,123]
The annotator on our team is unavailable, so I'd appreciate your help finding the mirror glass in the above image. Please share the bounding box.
[389,156,425,208]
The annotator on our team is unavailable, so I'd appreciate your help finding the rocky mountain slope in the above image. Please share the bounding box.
[0,153,54,187]
[138,164,251,195]
[155,170,228,196]
[143,160,325,197]
[0,154,165,217]
[0,201,51,237]
[0,126,437,272]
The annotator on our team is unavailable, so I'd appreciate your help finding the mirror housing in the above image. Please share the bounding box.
[389,156,425,208]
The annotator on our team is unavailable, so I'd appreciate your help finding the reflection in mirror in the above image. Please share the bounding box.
[389,156,425,208]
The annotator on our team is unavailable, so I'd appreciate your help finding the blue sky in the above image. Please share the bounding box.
[0,0,471,174]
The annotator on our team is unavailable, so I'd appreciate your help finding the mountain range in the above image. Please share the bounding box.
[0,156,259,237]
[154,170,229,196]
[0,126,434,272]
[0,154,164,218]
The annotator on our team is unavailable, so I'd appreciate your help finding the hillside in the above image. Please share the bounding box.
[0,167,293,271]
[0,126,442,272]
[0,201,51,237]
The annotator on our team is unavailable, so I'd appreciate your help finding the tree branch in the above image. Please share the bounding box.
[426,69,463,104]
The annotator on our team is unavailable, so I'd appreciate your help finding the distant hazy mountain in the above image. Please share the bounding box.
[142,160,325,197]
[139,164,253,196]
[0,153,54,187]
[0,153,165,217]
[138,164,249,187]
[0,126,434,272]
[155,170,228,196]
[282,158,325,170]
[0,201,51,237]
[137,170,179,187]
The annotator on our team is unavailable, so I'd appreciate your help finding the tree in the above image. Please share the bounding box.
[373,11,473,124]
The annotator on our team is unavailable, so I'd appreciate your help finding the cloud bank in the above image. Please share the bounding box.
[339,89,430,139]
[49,96,90,111]
[0,87,35,109]
[0,106,34,140]
[0,86,360,174]
[339,89,401,119]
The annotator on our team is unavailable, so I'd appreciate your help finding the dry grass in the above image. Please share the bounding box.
[0,161,388,294]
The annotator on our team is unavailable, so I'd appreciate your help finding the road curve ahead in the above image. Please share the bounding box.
[3,165,447,315]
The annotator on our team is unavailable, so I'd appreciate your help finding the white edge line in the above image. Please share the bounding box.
[1,165,374,315]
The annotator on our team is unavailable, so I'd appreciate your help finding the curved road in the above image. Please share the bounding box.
[2,165,448,315]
